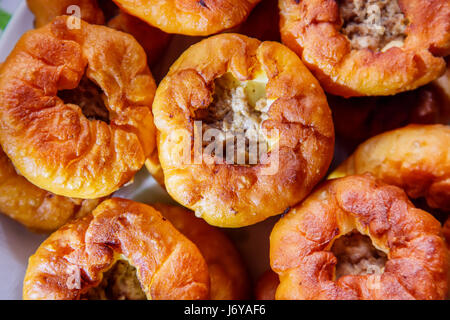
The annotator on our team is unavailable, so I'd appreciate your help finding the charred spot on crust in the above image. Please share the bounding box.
[58,75,110,124]
[199,0,209,8]
[331,231,387,280]
[194,73,271,165]
[339,0,408,51]
[81,260,146,300]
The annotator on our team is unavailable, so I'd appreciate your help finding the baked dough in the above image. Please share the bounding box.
[152,33,334,227]
[330,124,450,211]
[279,0,450,96]
[153,203,250,299]
[0,16,156,199]
[112,0,262,36]
[0,147,102,233]
[23,198,210,300]
[270,175,449,299]
[27,0,171,66]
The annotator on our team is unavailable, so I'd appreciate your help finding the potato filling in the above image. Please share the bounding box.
[331,232,387,280]
[339,0,408,51]
[197,73,271,164]
[58,75,110,123]
[81,260,146,300]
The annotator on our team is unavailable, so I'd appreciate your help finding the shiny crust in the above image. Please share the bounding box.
[27,0,105,27]
[270,174,448,300]
[112,0,262,36]
[254,269,279,300]
[279,0,450,97]
[331,125,450,210]
[0,147,102,233]
[153,33,334,227]
[153,203,250,299]
[0,17,156,199]
[27,0,171,66]
[23,198,210,300]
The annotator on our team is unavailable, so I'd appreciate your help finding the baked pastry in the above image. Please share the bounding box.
[254,269,278,300]
[152,33,334,227]
[153,203,250,299]
[23,198,210,300]
[112,0,262,36]
[0,16,156,199]
[27,0,104,27]
[0,147,102,233]
[279,0,450,97]
[330,66,450,147]
[27,0,171,66]
[146,148,165,187]
[330,124,450,211]
[270,174,449,300]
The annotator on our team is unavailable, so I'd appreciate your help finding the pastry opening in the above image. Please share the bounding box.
[195,72,272,165]
[58,75,110,124]
[81,259,147,300]
[339,0,408,51]
[331,231,387,280]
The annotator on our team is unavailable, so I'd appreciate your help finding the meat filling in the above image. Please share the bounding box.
[339,0,408,51]
[331,232,387,280]
[196,73,271,164]
[58,75,110,124]
[82,260,147,300]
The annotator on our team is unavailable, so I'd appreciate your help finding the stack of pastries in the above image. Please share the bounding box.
[0,0,448,300]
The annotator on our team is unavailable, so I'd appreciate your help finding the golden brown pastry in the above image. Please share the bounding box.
[23,198,210,300]
[279,0,450,97]
[270,175,449,300]
[330,124,450,211]
[152,33,334,227]
[0,147,103,233]
[330,66,450,147]
[0,16,156,199]
[27,0,171,66]
[27,0,105,27]
[254,269,279,300]
[112,0,262,36]
[153,203,250,299]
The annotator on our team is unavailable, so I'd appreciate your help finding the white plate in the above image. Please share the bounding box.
[0,1,276,299]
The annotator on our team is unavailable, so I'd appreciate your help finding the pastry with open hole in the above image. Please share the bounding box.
[27,0,171,66]
[279,0,450,97]
[330,124,450,211]
[23,198,210,300]
[153,203,250,300]
[111,0,262,36]
[0,147,103,233]
[152,33,335,227]
[0,16,156,199]
[270,174,449,300]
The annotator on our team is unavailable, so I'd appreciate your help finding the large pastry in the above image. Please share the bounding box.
[0,16,156,199]
[152,33,334,227]
[23,199,210,300]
